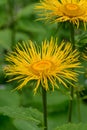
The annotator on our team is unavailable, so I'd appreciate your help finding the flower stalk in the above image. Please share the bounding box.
[7,0,16,49]
[42,87,48,130]
[76,91,81,122]
[68,23,75,122]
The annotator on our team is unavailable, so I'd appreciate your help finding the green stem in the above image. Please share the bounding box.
[68,85,74,122]
[70,23,75,49]
[76,91,81,122]
[68,23,75,122]
[42,87,48,130]
[7,0,16,49]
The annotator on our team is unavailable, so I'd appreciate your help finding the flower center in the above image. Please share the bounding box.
[66,3,78,11]
[63,3,84,17]
[31,60,54,75]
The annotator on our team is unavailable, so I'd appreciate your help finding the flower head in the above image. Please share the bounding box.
[5,38,81,94]
[35,0,87,27]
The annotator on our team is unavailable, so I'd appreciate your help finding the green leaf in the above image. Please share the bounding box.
[0,115,18,130]
[0,29,11,50]
[13,119,41,130]
[17,20,46,33]
[0,89,20,106]
[0,106,42,125]
[55,123,87,130]
[15,32,29,42]
[17,4,36,18]
[32,91,69,113]
[0,0,7,5]
[0,66,5,84]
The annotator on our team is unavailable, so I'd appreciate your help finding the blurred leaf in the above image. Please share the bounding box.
[55,123,87,130]
[16,19,52,42]
[0,115,18,130]
[17,20,46,34]
[0,14,7,28]
[17,4,36,18]
[0,106,42,125]
[0,66,5,84]
[31,90,69,113]
[48,101,87,130]
[15,32,29,42]
[47,91,69,112]
[0,29,11,50]
[13,119,41,130]
[0,0,7,5]
[0,89,20,106]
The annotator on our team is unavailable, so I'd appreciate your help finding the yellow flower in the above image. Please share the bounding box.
[5,38,81,94]
[35,0,87,27]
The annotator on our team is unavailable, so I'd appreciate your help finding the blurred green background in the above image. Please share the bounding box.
[0,0,87,130]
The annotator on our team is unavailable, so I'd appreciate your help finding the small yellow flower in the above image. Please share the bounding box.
[5,38,81,94]
[35,0,87,27]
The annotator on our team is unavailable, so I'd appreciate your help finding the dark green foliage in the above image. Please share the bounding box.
[55,123,87,130]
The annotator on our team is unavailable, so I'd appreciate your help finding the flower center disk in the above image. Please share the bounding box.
[63,3,84,17]
[31,60,54,75]
[66,3,78,11]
